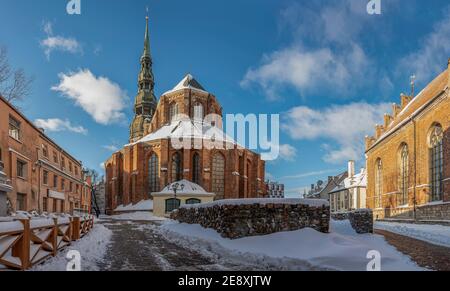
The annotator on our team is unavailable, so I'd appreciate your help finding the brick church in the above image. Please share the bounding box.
[104,17,266,214]
[365,59,450,220]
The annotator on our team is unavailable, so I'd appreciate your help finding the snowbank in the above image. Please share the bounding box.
[158,220,423,271]
[375,222,450,248]
[110,211,166,222]
[181,198,329,209]
[114,199,153,212]
[31,224,112,271]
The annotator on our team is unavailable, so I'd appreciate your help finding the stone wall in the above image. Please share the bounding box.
[332,209,373,234]
[171,200,330,239]
[416,203,450,221]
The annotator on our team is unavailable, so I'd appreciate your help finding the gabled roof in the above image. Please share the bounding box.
[330,169,367,194]
[163,74,208,95]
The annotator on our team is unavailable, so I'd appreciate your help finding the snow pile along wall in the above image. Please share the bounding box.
[332,209,373,234]
[171,199,330,239]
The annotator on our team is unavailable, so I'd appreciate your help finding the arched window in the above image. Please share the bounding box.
[148,153,159,194]
[429,124,443,202]
[398,144,409,206]
[186,198,201,205]
[171,152,183,182]
[375,159,382,208]
[193,103,204,121]
[211,153,225,199]
[169,103,179,122]
[165,198,181,213]
[192,153,201,185]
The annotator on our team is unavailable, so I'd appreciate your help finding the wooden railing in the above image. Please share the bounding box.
[0,215,94,270]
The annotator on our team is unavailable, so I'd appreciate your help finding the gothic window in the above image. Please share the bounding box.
[165,198,181,213]
[169,103,179,122]
[429,124,444,202]
[212,153,225,199]
[193,103,204,121]
[171,152,183,182]
[192,153,201,185]
[186,198,201,205]
[375,158,382,208]
[148,153,160,194]
[398,144,409,206]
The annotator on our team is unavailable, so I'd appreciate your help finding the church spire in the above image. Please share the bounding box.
[129,15,157,143]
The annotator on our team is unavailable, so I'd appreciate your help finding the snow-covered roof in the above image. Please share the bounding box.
[154,179,215,196]
[130,119,239,147]
[330,169,367,193]
[181,198,329,209]
[163,74,208,95]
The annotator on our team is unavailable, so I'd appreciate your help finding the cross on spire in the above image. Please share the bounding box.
[410,74,416,97]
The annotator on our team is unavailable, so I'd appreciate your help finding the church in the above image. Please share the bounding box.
[104,17,266,214]
[365,60,450,221]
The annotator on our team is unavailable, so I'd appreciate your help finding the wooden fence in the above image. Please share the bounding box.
[0,215,94,270]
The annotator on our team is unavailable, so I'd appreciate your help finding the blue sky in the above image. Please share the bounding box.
[1,0,449,197]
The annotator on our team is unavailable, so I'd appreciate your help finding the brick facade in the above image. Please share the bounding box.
[0,96,90,215]
[365,61,450,220]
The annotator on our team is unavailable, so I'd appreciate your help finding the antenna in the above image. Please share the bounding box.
[410,74,416,97]
[146,6,149,20]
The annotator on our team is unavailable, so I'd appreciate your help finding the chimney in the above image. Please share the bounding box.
[328,176,333,183]
[348,160,355,178]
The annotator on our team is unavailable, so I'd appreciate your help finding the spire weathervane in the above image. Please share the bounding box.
[410,74,416,97]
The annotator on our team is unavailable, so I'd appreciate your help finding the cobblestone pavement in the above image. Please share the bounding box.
[375,229,450,271]
[97,220,322,271]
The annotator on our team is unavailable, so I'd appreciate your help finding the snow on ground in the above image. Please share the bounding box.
[31,224,112,271]
[158,220,423,271]
[115,199,153,212]
[110,211,166,222]
[375,222,450,248]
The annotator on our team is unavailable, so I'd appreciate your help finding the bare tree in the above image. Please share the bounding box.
[0,46,34,104]
[84,168,104,217]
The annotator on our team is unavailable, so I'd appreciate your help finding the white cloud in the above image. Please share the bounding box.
[99,162,105,170]
[398,6,450,84]
[282,102,391,164]
[34,118,88,135]
[280,169,340,180]
[241,0,377,100]
[52,69,128,125]
[40,21,82,59]
[103,145,119,152]
[278,144,297,161]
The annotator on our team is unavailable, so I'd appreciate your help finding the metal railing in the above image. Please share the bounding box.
[0,215,94,270]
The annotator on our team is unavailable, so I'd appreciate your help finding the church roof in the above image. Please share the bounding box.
[130,118,239,147]
[163,74,208,95]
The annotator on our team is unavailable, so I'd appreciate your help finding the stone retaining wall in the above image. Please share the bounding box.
[332,209,374,234]
[416,203,450,220]
[171,200,330,239]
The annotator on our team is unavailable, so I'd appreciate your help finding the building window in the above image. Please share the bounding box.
[69,162,73,173]
[75,167,78,176]
[53,151,58,163]
[193,103,204,120]
[186,198,201,205]
[429,124,444,202]
[61,157,65,170]
[60,200,65,213]
[171,152,182,182]
[16,193,26,211]
[43,197,48,212]
[16,160,27,179]
[70,182,73,192]
[53,175,58,188]
[375,158,382,208]
[165,198,181,213]
[398,144,409,206]
[212,153,225,199]
[61,179,65,191]
[169,103,179,122]
[192,153,201,185]
[53,198,57,213]
[148,153,160,194]
[8,116,21,140]
[42,144,48,158]
[43,170,49,185]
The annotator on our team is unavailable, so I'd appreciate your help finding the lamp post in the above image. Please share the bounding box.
[169,182,184,210]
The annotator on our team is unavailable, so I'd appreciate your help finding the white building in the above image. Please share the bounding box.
[329,161,367,213]
[266,181,285,199]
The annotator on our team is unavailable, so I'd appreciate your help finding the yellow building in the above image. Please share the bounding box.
[152,180,215,217]
[365,60,450,220]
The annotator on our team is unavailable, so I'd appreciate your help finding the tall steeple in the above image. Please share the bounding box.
[130,15,157,143]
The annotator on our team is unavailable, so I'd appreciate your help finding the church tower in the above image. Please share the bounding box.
[129,16,157,143]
